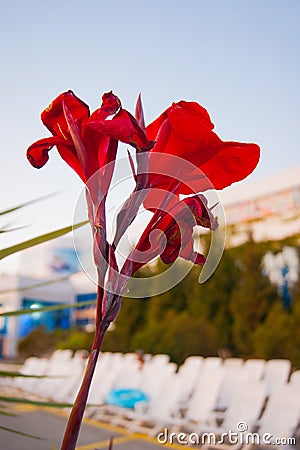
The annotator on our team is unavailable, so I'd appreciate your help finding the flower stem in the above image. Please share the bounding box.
[60,316,110,450]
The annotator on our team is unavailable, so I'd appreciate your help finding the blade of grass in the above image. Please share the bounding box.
[0,273,76,295]
[0,220,88,260]
[0,396,75,408]
[0,225,29,234]
[0,299,96,317]
[0,193,57,217]
[0,370,61,378]
[0,425,45,440]
[0,409,16,417]
[0,396,103,408]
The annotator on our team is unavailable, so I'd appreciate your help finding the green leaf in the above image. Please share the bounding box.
[0,409,16,417]
[0,299,97,317]
[0,425,45,440]
[0,193,57,217]
[0,396,102,408]
[0,370,53,378]
[0,225,28,234]
[0,403,16,417]
[0,396,74,408]
[0,220,88,260]
[0,274,74,295]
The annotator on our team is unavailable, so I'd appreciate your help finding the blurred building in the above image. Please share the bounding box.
[219,166,300,246]
[0,238,97,359]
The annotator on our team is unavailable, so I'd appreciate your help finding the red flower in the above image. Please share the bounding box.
[127,194,216,275]
[27,90,154,184]
[144,100,260,208]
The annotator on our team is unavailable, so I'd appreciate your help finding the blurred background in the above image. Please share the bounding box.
[1,0,300,364]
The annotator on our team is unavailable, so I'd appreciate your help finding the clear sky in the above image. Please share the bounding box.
[1,0,300,270]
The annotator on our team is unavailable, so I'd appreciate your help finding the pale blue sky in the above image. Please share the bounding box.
[1,0,300,269]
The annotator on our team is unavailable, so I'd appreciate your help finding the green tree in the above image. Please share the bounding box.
[102,297,150,353]
[186,250,239,352]
[252,298,300,368]
[229,240,279,357]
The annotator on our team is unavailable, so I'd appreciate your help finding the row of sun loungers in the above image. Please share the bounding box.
[1,351,300,448]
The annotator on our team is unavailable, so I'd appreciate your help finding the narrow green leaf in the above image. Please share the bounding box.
[0,409,16,417]
[0,425,45,440]
[0,193,57,217]
[0,370,56,378]
[0,299,97,317]
[0,274,75,295]
[0,396,102,408]
[0,396,74,408]
[0,220,88,260]
[0,225,28,234]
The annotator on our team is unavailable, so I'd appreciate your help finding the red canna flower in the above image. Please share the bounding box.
[126,194,217,275]
[27,90,154,185]
[26,90,261,450]
[144,100,260,209]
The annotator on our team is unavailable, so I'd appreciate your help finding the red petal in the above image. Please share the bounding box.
[160,246,179,264]
[89,109,154,151]
[195,142,261,190]
[192,252,206,265]
[160,224,181,263]
[89,92,122,122]
[146,110,168,141]
[177,224,206,265]
[135,93,146,131]
[161,220,192,264]
[145,100,260,196]
[147,120,220,183]
[145,140,260,196]
[145,142,216,202]
[27,136,68,168]
[134,195,209,269]
[62,99,100,181]
[182,195,218,230]
[101,91,121,117]
[143,185,180,213]
[41,91,90,137]
[146,101,216,155]
[98,136,118,168]
[98,137,119,194]
[56,145,86,181]
[176,101,214,127]
[83,93,121,176]
[149,118,171,155]
[27,136,86,180]
[146,101,214,142]
[167,101,214,140]
[63,101,87,161]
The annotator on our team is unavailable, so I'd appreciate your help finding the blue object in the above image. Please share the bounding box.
[104,388,149,409]
[281,265,292,309]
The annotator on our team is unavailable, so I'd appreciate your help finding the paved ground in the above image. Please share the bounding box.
[0,361,180,450]
[0,402,182,450]
[1,398,300,450]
